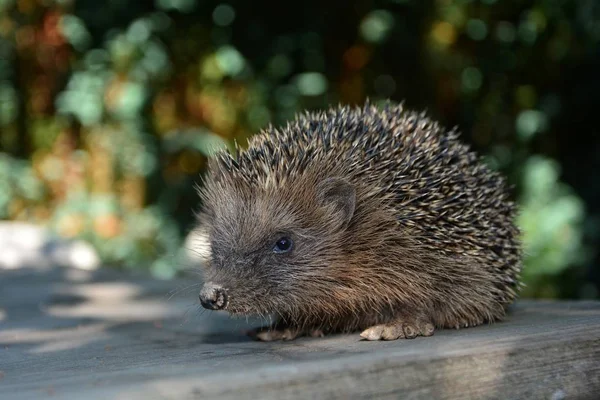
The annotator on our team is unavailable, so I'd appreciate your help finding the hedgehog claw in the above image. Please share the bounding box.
[248,326,325,341]
[251,328,299,341]
[360,319,434,341]
[360,325,384,341]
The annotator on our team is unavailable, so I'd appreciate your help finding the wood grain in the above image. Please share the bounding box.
[1,265,599,400]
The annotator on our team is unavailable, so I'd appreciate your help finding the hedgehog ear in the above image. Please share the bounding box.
[317,177,356,231]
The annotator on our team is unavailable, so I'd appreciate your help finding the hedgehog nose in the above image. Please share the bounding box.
[199,282,228,310]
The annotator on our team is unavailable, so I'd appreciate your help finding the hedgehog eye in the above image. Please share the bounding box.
[273,237,293,254]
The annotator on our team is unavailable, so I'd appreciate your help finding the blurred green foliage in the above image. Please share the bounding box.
[0,0,598,296]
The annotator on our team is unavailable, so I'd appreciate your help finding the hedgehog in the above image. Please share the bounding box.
[196,102,521,341]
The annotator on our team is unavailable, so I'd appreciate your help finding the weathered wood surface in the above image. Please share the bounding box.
[1,264,599,400]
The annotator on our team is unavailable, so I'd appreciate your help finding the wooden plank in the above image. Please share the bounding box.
[1,265,599,400]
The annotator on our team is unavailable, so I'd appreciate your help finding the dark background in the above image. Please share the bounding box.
[0,0,598,298]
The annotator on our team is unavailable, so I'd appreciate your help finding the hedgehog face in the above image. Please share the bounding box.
[198,176,357,318]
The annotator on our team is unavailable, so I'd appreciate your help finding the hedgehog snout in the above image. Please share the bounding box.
[199,282,228,310]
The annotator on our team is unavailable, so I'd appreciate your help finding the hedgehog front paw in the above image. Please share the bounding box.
[360,318,435,341]
[247,326,324,341]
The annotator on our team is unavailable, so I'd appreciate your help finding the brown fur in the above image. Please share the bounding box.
[196,102,522,340]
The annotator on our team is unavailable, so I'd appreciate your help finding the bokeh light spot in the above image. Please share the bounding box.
[156,0,196,13]
[516,110,548,140]
[360,10,394,43]
[59,15,91,51]
[267,54,292,78]
[461,67,483,92]
[467,19,488,41]
[295,72,328,96]
[496,21,516,43]
[343,46,370,71]
[431,22,456,46]
[215,46,245,76]
[212,4,235,27]
[127,19,151,44]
